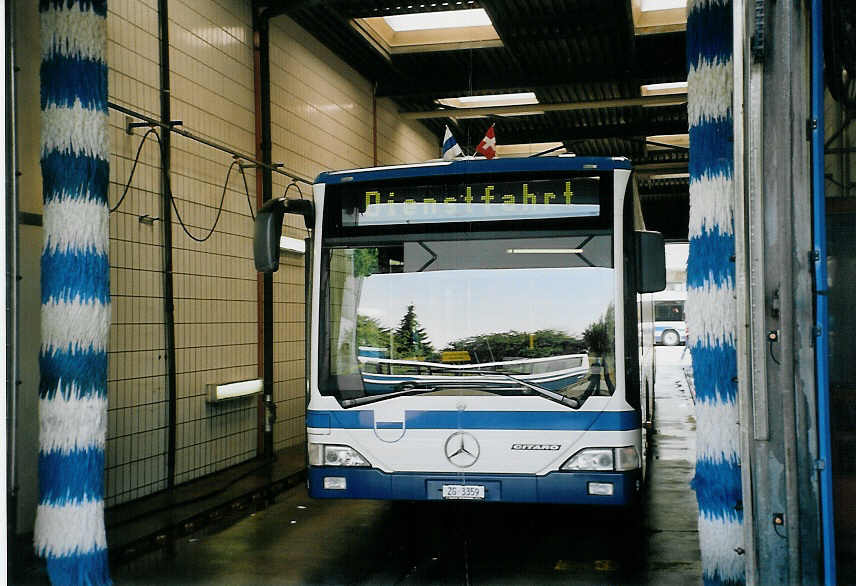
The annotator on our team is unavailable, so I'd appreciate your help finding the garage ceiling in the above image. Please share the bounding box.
[259,0,690,239]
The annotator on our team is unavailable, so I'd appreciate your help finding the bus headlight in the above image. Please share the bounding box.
[308,444,370,467]
[560,447,639,471]
[561,448,613,471]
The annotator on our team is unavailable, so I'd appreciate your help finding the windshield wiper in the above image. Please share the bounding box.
[341,371,581,409]
[459,369,581,409]
[340,380,518,408]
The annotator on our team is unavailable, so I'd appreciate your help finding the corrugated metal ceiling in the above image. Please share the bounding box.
[258,0,690,238]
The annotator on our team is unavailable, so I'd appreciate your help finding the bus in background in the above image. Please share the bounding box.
[254,156,665,508]
[651,289,687,346]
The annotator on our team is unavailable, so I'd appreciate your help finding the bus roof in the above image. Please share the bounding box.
[649,288,687,301]
[315,156,632,185]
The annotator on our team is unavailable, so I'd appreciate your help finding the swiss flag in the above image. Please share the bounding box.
[476,124,497,159]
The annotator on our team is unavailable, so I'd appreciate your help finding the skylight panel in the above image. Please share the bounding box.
[496,142,566,156]
[384,9,492,32]
[437,92,539,109]
[632,0,687,35]
[352,9,502,56]
[640,81,688,95]
[640,0,687,11]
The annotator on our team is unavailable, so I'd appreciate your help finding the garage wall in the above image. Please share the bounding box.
[106,0,170,507]
[267,17,438,452]
[164,0,261,488]
[12,0,44,537]
[14,0,437,525]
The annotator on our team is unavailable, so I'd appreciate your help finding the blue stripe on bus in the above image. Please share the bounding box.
[315,156,631,184]
[307,409,639,431]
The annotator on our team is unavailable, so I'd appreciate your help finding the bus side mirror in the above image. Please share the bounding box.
[253,198,314,273]
[636,230,666,293]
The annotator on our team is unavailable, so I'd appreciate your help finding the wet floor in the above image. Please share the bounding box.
[113,347,700,585]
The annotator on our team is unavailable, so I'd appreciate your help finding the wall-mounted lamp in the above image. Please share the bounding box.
[280,236,306,254]
[206,378,263,402]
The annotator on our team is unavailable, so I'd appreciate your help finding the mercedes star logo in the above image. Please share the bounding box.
[444,432,480,468]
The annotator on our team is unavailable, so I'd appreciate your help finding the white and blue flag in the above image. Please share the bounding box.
[442,125,463,160]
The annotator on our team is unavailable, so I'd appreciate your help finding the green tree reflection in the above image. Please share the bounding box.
[445,329,585,361]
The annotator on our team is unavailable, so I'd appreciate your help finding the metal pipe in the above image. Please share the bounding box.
[157,0,178,490]
[252,4,266,458]
[776,4,802,574]
[255,8,275,460]
[108,101,311,185]
[399,94,688,119]
[776,6,803,575]
[747,2,768,444]
[5,0,20,535]
[811,0,836,582]
[731,0,759,580]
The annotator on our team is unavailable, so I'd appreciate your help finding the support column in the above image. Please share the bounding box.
[158,0,178,491]
[746,0,820,581]
[253,3,275,459]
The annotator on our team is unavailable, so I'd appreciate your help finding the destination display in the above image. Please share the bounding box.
[340,176,602,226]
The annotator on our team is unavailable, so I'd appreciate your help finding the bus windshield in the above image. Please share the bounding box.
[319,233,616,407]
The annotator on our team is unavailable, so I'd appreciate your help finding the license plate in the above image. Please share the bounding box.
[442,484,485,500]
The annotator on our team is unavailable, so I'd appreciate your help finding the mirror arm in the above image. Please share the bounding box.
[283,197,314,230]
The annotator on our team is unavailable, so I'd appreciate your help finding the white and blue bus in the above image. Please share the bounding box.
[254,156,665,507]
[652,289,687,346]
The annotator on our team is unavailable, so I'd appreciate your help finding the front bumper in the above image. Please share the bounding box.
[308,467,641,505]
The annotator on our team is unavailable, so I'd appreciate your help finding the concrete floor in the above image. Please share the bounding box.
[644,346,701,584]
[112,347,700,585]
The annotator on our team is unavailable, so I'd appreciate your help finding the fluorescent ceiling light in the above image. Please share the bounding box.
[640,81,688,95]
[443,110,544,120]
[496,142,565,156]
[506,248,584,254]
[649,173,690,180]
[384,8,491,32]
[437,92,538,109]
[206,379,263,402]
[641,0,687,11]
[646,133,689,149]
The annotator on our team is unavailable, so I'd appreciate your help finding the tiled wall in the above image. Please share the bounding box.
[166,0,260,487]
[267,17,438,451]
[14,0,438,521]
[106,0,169,506]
